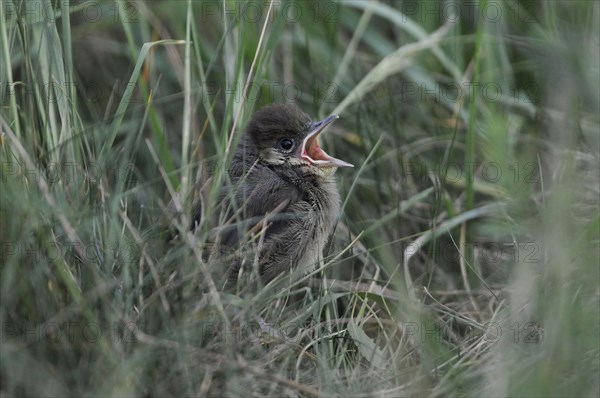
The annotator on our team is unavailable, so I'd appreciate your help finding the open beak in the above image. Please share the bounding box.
[299,115,354,168]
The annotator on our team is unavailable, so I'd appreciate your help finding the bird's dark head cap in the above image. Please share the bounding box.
[246,103,311,145]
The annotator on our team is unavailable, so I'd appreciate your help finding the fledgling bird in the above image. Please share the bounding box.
[194,103,353,287]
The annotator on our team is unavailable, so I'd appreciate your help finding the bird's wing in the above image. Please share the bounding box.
[217,165,303,246]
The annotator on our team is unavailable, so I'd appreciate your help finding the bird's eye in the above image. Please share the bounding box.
[278,138,294,152]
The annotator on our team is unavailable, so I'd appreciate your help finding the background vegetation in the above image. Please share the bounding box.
[1,0,598,396]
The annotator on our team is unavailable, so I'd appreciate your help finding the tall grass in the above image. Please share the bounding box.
[1,1,598,396]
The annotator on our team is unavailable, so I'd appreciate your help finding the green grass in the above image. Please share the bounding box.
[1,0,599,396]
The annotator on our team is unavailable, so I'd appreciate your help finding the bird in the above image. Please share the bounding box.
[193,103,353,288]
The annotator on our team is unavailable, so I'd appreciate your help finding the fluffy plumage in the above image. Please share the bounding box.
[194,103,351,286]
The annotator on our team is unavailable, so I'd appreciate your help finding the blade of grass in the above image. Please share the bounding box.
[344,0,462,81]
[403,202,504,301]
[179,0,194,214]
[332,20,455,115]
[0,5,21,137]
[224,0,276,161]
[99,39,186,159]
[463,0,487,288]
